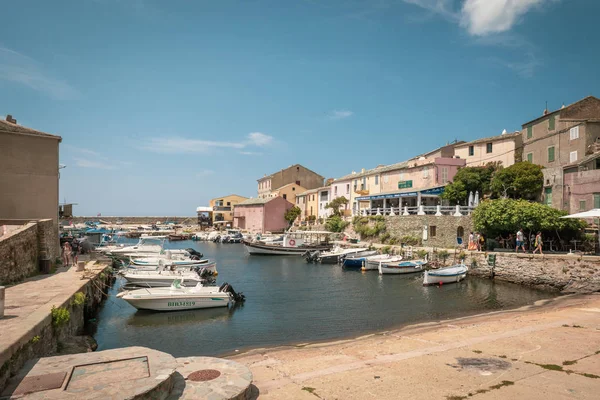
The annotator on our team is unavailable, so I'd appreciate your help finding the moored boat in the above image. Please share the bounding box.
[312,247,369,264]
[122,267,208,287]
[423,264,468,285]
[341,251,378,268]
[244,234,331,256]
[378,258,427,275]
[362,254,403,271]
[117,280,245,311]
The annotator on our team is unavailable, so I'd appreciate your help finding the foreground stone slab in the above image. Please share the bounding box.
[1,346,176,399]
[168,357,253,400]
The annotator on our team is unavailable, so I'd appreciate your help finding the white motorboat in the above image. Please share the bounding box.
[117,280,245,311]
[130,257,208,268]
[378,257,427,275]
[362,254,403,271]
[308,247,368,264]
[107,236,188,257]
[244,235,330,256]
[423,264,468,285]
[122,267,206,287]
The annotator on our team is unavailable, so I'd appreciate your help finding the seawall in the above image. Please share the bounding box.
[67,216,196,225]
[0,260,113,391]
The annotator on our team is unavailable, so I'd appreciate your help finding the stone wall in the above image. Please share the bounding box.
[0,219,60,286]
[67,216,194,225]
[467,252,600,293]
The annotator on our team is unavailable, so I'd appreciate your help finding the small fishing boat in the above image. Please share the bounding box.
[117,280,245,311]
[122,267,208,287]
[341,251,378,268]
[423,264,468,285]
[362,254,403,271]
[130,256,208,268]
[244,234,330,256]
[107,236,188,257]
[168,234,190,241]
[310,247,369,264]
[378,255,428,275]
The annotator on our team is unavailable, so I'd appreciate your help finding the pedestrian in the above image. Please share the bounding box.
[532,231,543,255]
[63,241,72,266]
[516,228,526,253]
[71,240,79,265]
[474,232,481,251]
[468,232,477,251]
[479,233,485,251]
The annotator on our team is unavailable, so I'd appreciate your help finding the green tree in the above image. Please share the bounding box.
[490,162,543,200]
[324,215,349,232]
[441,163,501,205]
[473,198,585,239]
[325,196,349,217]
[284,206,302,227]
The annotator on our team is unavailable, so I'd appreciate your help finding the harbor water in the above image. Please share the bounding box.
[93,240,554,357]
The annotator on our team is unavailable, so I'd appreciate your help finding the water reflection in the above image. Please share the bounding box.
[127,304,240,328]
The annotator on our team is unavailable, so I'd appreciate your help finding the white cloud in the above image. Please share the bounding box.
[461,0,547,36]
[239,151,263,156]
[328,110,353,120]
[246,132,273,147]
[403,0,459,21]
[143,132,275,154]
[74,158,116,170]
[0,47,78,99]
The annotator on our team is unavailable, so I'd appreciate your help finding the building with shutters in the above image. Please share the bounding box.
[521,96,600,212]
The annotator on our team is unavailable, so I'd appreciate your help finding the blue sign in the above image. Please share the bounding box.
[356,186,445,201]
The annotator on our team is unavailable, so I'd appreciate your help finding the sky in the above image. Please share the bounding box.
[2,0,600,216]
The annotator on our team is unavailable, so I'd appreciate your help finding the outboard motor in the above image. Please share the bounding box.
[186,248,204,259]
[219,282,245,303]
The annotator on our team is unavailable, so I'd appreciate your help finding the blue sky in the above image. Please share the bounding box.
[2,0,599,216]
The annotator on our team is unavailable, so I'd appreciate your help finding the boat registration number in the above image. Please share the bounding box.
[168,301,196,307]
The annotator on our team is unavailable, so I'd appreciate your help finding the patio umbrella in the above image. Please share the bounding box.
[468,191,474,207]
[561,209,600,253]
[474,191,480,206]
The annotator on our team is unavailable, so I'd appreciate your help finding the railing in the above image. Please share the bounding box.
[213,206,232,212]
[355,205,476,217]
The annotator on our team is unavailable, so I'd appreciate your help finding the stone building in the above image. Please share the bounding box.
[0,115,61,253]
[521,96,600,211]
[257,164,324,198]
[454,132,522,167]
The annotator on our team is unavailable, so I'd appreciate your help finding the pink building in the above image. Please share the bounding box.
[233,196,294,233]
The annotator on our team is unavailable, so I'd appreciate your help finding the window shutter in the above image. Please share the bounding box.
[527,126,532,139]
[570,126,579,140]
[570,151,578,163]
[549,115,555,130]
[548,147,555,162]
[527,153,533,163]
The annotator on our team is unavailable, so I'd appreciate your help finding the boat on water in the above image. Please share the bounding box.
[121,267,209,287]
[244,232,331,256]
[378,258,427,275]
[306,247,369,264]
[130,257,209,267]
[117,280,245,311]
[361,254,403,271]
[341,251,379,268]
[105,236,189,258]
[423,264,468,285]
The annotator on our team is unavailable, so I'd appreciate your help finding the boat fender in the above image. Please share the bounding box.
[289,239,296,246]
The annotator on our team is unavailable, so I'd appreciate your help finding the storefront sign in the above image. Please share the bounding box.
[398,180,413,189]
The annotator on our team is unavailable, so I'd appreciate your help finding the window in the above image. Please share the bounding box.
[526,153,533,163]
[579,200,586,211]
[312,195,315,201]
[353,180,357,191]
[375,175,379,185]
[548,146,555,162]
[549,115,555,130]
[384,175,389,183]
[570,151,578,163]
[544,187,552,206]
[334,186,338,195]
[441,167,449,184]
[422,167,429,178]
[346,184,350,194]
[361,177,366,190]
[486,143,493,153]
[429,226,437,237]
[468,145,474,156]
[594,193,600,209]
[292,187,295,191]
[527,126,532,139]
[570,126,579,140]
[283,194,287,200]
[399,172,405,181]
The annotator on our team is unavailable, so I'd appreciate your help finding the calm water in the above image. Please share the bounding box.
[93,240,554,357]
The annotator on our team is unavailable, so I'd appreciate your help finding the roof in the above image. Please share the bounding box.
[410,141,466,160]
[522,96,600,127]
[236,197,276,206]
[257,164,325,182]
[272,182,307,192]
[455,132,521,147]
[0,118,62,140]
[209,194,248,202]
[196,206,212,212]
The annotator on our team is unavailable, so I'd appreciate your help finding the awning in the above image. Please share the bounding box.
[356,186,445,201]
[196,206,212,213]
[561,209,600,219]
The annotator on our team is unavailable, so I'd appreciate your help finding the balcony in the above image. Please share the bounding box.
[213,206,232,212]
[354,189,369,196]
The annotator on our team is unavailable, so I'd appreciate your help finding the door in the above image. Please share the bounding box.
[544,187,552,206]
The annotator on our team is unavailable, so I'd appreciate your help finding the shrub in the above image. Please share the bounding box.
[31,335,41,344]
[381,246,392,254]
[457,251,467,261]
[379,232,391,243]
[71,292,86,307]
[437,250,450,265]
[324,216,350,233]
[416,249,428,259]
[388,237,399,245]
[401,235,421,246]
[51,306,70,328]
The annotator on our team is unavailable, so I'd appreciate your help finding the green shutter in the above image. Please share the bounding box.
[527,153,533,163]
[527,126,532,139]
[594,194,600,209]
[544,187,552,206]
[548,147,555,162]
[549,115,555,130]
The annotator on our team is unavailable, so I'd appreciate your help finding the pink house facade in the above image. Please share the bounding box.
[233,196,294,233]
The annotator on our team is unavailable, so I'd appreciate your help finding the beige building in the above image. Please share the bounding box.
[257,164,324,198]
[454,132,522,167]
[270,182,306,205]
[209,194,248,227]
[297,188,319,221]
[0,116,61,233]
[521,96,600,210]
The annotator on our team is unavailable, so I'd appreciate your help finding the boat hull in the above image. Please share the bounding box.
[378,263,425,274]
[123,295,230,311]
[423,265,468,285]
[123,274,202,287]
[243,241,330,256]
[342,258,367,268]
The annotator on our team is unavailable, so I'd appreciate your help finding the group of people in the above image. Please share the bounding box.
[61,240,79,266]
[515,228,544,254]
[467,232,485,251]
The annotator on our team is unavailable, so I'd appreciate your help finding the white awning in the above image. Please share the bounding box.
[196,206,212,213]
[561,209,600,219]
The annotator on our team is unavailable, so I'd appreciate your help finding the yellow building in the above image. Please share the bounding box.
[271,182,306,206]
[209,194,248,228]
[299,188,319,222]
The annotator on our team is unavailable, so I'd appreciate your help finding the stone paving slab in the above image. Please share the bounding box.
[0,260,108,369]
[232,294,600,399]
[1,346,176,400]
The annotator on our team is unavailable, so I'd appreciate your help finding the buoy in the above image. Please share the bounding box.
[439,281,443,286]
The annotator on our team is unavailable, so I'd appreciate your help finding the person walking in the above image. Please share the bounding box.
[532,232,543,255]
[468,232,476,251]
[516,228,526,253]
[62,241,72,266]
[474,232,481,251]
[479,233,485,251]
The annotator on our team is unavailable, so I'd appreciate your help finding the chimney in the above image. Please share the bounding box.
[361,168,365,173]
[543,109,549,116]
[6,115,16,124]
